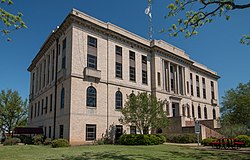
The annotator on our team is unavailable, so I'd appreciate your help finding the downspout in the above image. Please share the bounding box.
[53,38,59,139]
[106,25,109,134]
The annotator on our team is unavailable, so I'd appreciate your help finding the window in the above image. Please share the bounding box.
[198,106,201,119]
[157,72,161,86]
[41,99,43,115]
[115,45,122,56]
[213,108,216,119]
[115,125,123,140]
[142,55,147,85]
[129,67,136,81]
[63,38,66,50]
[192,105,195,117]
[49,126,51,138]
[190,73,193,96]
[86,124,96,141]
[187,81,189,94]
[44,127,47,137]
[45,96,48,114]
[196,75,200,97]
[35,103,37,117]
[61,88,65,109]
[187,106,190,118]
[59,125,64,138]
[115,62,122,78]
[170,65,174,91]
[202,78,206,99]
[211,81,215,99]
[51,50,55,81]
[50,94,53,112]
[115,91,123,110]
[129,51,135,60]
[62,38,66,69]
[43,60,46,87]
[204,106,207,119]
[87,54,97,69]
[182,105,186,116]
[86,86,97,107]
[130,126,136,134]
[30,105,33,119]
[142,70,147,84]
[38,101,40,116]
[172,103,176,117]
[47,55,50,85]
[88,36,97,48]
[62,56,66,69]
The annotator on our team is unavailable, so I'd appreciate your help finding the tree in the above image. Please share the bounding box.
[0,0,27,41]
[0,89,28,135]
[119,92,169,134]
[220,81,250,136]
[165,0,250,44]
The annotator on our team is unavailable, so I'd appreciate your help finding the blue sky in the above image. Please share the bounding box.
[1,0,249,104]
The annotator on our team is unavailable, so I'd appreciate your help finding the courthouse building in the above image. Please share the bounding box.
[28,9,220,144]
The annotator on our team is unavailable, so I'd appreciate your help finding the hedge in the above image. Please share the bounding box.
[119,134,166,145]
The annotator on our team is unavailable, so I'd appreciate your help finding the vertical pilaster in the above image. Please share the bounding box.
[168,62,171,92]
[176,65,179,94]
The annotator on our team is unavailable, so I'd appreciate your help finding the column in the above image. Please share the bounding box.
[168,62,171,92]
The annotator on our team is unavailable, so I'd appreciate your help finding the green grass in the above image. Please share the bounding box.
[0,144,249,160]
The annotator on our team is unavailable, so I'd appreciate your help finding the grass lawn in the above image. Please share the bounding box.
[0,144,249,160]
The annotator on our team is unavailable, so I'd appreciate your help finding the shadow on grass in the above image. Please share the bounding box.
[53,151,162,160]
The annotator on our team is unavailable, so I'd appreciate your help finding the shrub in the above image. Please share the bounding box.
[201,138,217,146]
[235,135,250,147]
[3,137,21,146]
[23,136,33,144]
[32,135,44,145]
[44,138,52,145]
[155,134,166,144]
[51,139,69,148]
[119,134,164,145]
[163,133,197,143]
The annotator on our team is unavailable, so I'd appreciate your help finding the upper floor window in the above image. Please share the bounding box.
[157,72,161,86]
[213,108,216,119]
[198,105,201,119]
[190,73,193,96]
[202,77,206,99]
[62,38,67,50]
[86,86,96,107]
[211,81,215,99]
[141,55,147,85]
[142,70,147,84]
[170,65,174,91]
[60,88,65,109]
[116,62,122,78]
[196,75,200,97]
[192,104,195,117]
[115,91,123,110]
[87,54,97,69]
[129,67,136,81]
[88,36,97,48]
[204,106,207,119]
[129,51,135,60]
[50,94,53,112]
[142,55,147,64]
[115,45,122,56]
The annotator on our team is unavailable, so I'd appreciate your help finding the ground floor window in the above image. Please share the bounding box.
[115,125,123,140]
[86,124,96,141]
[49,126,51,138]
[130,126,136,134]
[59,125,63,138]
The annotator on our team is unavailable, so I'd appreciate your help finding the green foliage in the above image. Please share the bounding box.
[51,139,69,148]
[119,92,169,134]
[93,139,106,145]
[0,89,28,134]
[163,133,197,143]
[0,0,27,41]
[201,138,217,146]
[221,81,250,130]
[219,123,249,138]
[119,134,165,145]
[23,136,33,144]
[32,134,44,145]
[240,35,250,45]
[165,0,250,44]
[3,137,21,145]
[235,135,250,147]
[44,138,52,145]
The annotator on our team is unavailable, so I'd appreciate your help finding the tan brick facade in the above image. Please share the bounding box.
[28,9,220,144]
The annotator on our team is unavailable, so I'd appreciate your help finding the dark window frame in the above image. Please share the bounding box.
[115,91,123,110]
[87,54,97,69]
[115,62,122,78]
[86,124,96,141]
[61,88,65,109]
[88,36,97,48]
[86,86,97,107]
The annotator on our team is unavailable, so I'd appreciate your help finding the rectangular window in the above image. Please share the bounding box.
[59,125,64,138]
[190,73,193,96]
[43,60,46,88]
[115,125,123,140]
[130,126,136,134]
[187,81,189,94]
[196,75,200,97]
[45,96,48,114]
[211,81,215,99]
[170,65,174,91]
[30,105,33,119]
[115,62,122,78]
[34,103,37,117]
[44,127,47,137]
[62,38,66,50]
[157,72,161,86]
[202,77,206,99]
[87,54,97,69]
[115,45,122,56]
[129,51,135,60]
[88,36,97,48]
[41,100,43,115]
[86,124,96,141]
[141,55,147,85]
[47,55,50,85]
[129,67,136,81]
[50,94,53,112]
[142,70,147,84]
[38,101,40,116]
[51,50,55,81]
[49,126,51,138]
